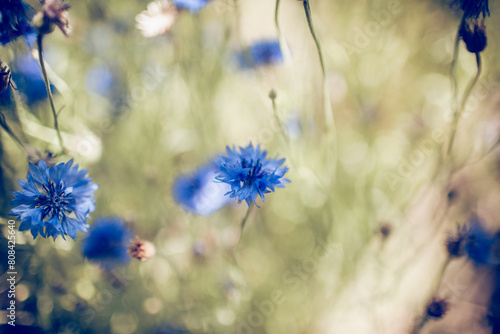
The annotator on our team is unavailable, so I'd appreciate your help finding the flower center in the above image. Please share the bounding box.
[37,181,73,220]
[240,159,263,186]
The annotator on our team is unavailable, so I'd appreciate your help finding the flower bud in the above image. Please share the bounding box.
[426,297,449,318]
[128,238,156,261]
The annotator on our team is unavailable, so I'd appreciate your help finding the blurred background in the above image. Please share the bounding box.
[1,0,500,333]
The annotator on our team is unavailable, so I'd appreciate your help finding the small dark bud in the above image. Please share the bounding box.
[426,297,449,318]
[269,89,277,100]
[379,223,392,239]
[128,237,155,262]
[446,224,469,257]
[447,189,457,203]
[459,20,487,53]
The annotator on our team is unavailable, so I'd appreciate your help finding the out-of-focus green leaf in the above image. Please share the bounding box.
[0,132,16,218]
[0,87,26,148]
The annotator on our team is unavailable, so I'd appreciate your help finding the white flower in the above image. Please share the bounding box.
[135,0,178,38]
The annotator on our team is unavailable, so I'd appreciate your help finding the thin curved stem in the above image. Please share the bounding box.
[0,112,25,151]
[270,90,289,148]
[302,0,337,190]
[36,34,65,153]
[450,17,464,113]
[275,0,281,36]
[240,204,253,233]
[410,257,452,334]
[302,1,325,78]
[446,52,482,156]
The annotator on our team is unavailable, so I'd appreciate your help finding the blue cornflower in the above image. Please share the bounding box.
[173,161,232,215]
[237,40,284,69]
[0,0,35,45]
[9,159,98,240]
[82,217,131,270]
[216,143,289,207]
[172,0,212,13]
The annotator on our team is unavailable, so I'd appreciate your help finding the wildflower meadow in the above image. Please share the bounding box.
[1,0,500,333]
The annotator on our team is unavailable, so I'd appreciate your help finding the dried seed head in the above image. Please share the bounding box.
[128,237,156,261]
[459,20,487,53]
[26,147,57,167]
[446,224,469,257]
[426,297,449,318]
[32,0,71,36]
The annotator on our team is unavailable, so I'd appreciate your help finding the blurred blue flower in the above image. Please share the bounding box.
[216,143,289,207]
[237,40,283,69]
[173,0,211,13]
[465,218,500,265]
[0,0,35,45]
[82,217,131,269]
[85,63,116,97]
[9,159,98,240]
[173,162,232,215]
[284,112,303,140]
[0,54,55,107]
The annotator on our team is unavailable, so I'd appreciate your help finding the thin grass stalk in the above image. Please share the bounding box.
[36,34,65,153]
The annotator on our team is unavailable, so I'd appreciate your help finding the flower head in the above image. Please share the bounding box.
[82,217,131,269]
[0,0,35,45]
[32,0,71,36]
[216,143,289,207]
[238,40,283,69]
[9,159,98,240]
[173,161,232,215]
[136,0,178,38]
[128,237,156,261]
[459,20,487,53]
[172,0,212,14]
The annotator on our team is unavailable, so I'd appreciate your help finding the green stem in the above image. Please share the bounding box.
[275,0,281,37]
[411,257,452,334]
[302,0,337,192]
[302,1,336,130]
[240,204,253,233]
[36,34,65,153]
[450,17,463,113]
[269,90,289,148]
[446,52,482,157]
[0,112,25,151]
[302,1,325,78]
